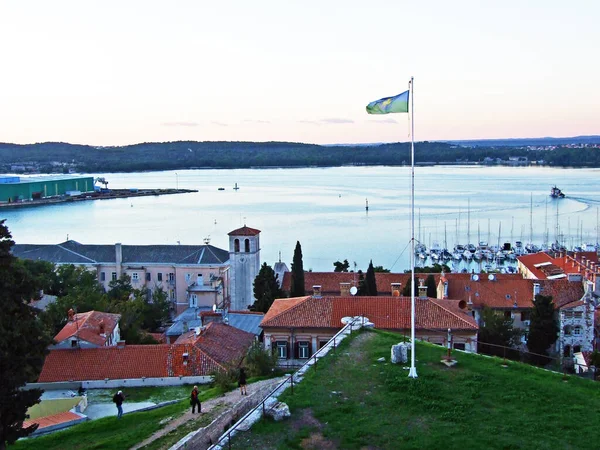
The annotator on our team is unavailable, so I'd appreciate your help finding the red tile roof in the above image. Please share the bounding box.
[442,273,583,309]
[23,411,84,431]
[517,251,599,280]
[175,322,254,367]
[228,226,261,236]
[281,272,414,295]
[39,323,254,382]
[54,311,121,347]
[261,296,478,331]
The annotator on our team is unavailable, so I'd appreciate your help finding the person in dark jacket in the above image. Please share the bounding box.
[113,390,125,419]
[190,386,201,413]
[238,367,247,395]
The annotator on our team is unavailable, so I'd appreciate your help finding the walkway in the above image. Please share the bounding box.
[130,377,284,450]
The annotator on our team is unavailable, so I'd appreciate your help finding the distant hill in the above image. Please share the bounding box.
[1,137,600,173]
[442,135,600,147]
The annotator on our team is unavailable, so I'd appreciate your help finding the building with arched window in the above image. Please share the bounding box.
[228,226,261,311]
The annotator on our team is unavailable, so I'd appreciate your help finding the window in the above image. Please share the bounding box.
[564,325,572,336]
[298,342,310,359]
[319,340,329,349]
[563,311,574,319]
[190,294,197,307]
[276,341,287,359]
[158,273,163,282]
[563,345,571,357]
[111,272,117,281]
[168,272,175,283]
[170,290,176,300]
[574,345,581,353]
[100,272,106,281]
[573,326,582,336]
[520,311,530,321]
[146,273,151,282]
[574,311,583,319]
[71,340,78,348]
[234,238,240,252]
[132,272,139,281]
[454,343,466,351]
[244,239,250,252]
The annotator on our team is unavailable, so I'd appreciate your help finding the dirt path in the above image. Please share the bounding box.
[131,377,284,450]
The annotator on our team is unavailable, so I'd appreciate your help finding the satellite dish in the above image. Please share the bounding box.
[212,304,216,312]
[349,286,358,296]
[488,274,496,281]
[471,274,479,282]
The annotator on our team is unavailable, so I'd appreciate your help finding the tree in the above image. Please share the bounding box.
[372,265,390,273]
[527,294,559,366]
[0,220,53,449]
[252,263,283,313]
[333,259,350,272]
[357,270,367,296]
[425,274,437,298]
[365,260,378,296]
[478,306,522,359]
[290,241,305,297]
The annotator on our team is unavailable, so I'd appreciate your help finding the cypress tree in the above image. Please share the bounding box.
[366,260,378,296]
[290,241,305,297]
[252,263,283,313]
[527,294,559,366]
[425,274,437,298]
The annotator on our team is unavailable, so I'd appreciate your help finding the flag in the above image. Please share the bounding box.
[366,90,409,114]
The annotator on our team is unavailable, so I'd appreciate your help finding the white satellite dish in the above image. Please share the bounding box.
[471,274,479,282]
[488,274,496,281]
[349,286,358,296]
[212,304,216,312]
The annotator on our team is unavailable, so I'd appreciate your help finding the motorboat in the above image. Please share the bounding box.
[550,186,565,198]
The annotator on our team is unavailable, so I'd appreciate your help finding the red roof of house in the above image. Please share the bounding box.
[228,226,261,236]
[442,273,583,309]
[517,251,599,280]
[261,296,478,331]
[174,322,254,367]
[23,411,84,431]
[54,311,121,347]
[39,323,254,382]
[281,272,414,295]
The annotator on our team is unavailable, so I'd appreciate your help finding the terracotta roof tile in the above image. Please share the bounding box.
[39,323,254,382]
[54,311,121,347]
[443,273,583,309]
[261,296,477,331]
[281,272,413,295]
[228,226,261,236]
[261,296,310,325]
[23,411,84,431]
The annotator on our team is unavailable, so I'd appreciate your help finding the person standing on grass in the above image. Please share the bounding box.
[113,390,125,419]
[238,367,247,395]
[190,386,201,413]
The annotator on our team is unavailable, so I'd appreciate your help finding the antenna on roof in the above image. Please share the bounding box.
[66,234,69,241]
[278,251,282,263]
[203,236,211,245]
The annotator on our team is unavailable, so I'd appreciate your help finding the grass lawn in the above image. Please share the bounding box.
[85,384,199,404]
[234,329,600,450]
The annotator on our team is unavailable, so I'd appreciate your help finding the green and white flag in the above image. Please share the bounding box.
[366,90,409,114]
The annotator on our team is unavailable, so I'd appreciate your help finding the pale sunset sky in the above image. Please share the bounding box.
[0,0,598,146]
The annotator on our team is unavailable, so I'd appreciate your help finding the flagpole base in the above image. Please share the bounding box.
[408,367,418,378]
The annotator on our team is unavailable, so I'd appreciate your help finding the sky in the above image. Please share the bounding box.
[1,0,599,146]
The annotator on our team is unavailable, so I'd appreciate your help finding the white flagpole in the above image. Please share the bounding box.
[408,76,418,379]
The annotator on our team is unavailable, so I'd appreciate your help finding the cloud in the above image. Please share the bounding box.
[211,121,228,127]
[162,121,199,127]
[298,120,321,126]
[370,118,398,124]
[243,119,271,124]
[319,118,354,124]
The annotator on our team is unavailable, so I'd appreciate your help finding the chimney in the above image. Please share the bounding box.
[115,243,123,278]
[533,282,541,298]
[99,320,105,335]
[418,278,427,298]
[340,282,351,296]
[68,308,75,321]
[117,340,126,348]
[391,283,402,296]
[312,285,322,297]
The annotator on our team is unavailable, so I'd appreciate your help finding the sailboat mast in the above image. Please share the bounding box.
[467,199,471,247]
[529,193,533,245]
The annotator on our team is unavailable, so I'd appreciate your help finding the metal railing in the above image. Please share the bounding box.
[208,317,362,450]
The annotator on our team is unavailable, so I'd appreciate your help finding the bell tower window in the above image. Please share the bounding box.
[234,238,240,252]
[244,239,250,252]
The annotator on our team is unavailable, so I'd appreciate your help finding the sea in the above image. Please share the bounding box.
[3,165,600,273]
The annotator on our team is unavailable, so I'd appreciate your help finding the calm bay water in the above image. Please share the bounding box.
[3,166,600,272]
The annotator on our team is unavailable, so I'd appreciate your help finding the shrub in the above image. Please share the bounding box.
[245,341,278,376]
[211,366,238,393]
